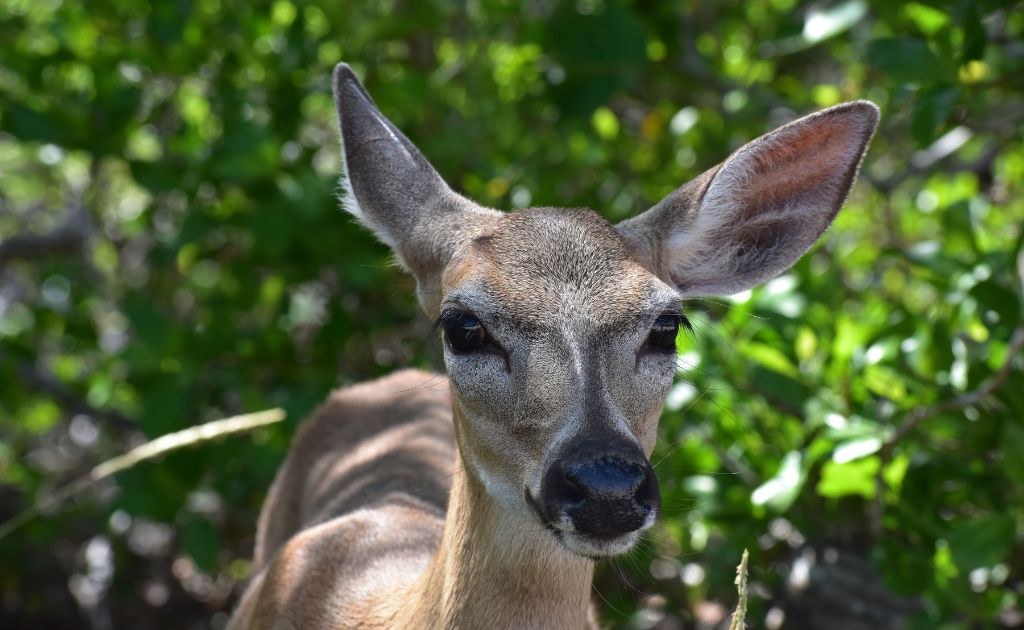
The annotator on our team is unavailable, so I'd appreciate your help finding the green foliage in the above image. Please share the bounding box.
[1,0,1023,627]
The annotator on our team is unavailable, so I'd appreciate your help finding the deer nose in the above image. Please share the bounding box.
[541,445,660,537]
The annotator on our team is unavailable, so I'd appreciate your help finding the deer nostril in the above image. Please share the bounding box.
[562,472,587,504]
[634,465,659,508]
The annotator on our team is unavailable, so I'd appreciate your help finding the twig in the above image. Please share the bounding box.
[0,408,287,542]
[729,548,749,630]
[864,139,1002,195]
[886,326,1024,449]
[870,325,1024,537]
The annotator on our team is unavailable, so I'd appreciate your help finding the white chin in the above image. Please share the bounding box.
[559,529,642,558]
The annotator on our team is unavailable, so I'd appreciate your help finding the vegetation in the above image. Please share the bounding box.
[1,0,1022,627]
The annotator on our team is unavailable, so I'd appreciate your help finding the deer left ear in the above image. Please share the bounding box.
[616,101,879,297]
[332,63,500,316]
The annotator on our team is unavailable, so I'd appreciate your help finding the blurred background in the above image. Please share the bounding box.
[1,0,1023,628]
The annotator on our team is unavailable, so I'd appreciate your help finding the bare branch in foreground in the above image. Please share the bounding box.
[0,408,287,542]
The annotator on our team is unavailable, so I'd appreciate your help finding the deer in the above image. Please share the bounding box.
[229,63,879,629]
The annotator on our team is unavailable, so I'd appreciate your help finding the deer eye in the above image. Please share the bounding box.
[440,311,488,353]
[646,312,688,352]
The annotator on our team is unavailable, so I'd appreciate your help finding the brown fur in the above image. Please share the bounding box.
[229,64,878,629]
[232,369,599,629]
[234,370,455,627]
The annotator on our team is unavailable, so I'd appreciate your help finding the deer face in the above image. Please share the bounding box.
[437,209,679,556]
[331,63,878,559]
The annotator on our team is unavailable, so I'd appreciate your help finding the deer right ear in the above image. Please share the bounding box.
[616,101,879,297]
[332,63,498,313]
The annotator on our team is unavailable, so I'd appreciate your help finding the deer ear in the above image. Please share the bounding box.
[333,63,498,313]
[616,101,879,297]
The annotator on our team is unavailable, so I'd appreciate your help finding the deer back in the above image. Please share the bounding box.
[233,369,454,627]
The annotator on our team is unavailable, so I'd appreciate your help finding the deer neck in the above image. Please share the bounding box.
[393,436,596,628]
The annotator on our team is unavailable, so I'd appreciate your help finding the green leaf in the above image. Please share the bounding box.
[864,365,909,401]
[912,86,959,146]
[944,515,1015,571]
[802,0,868,45]
[21,400,62,434]
[743,342,800,379]
[817,456,880,499]
[824,415,889,441]
[970,280,1020,328]
[883,454,910,493]
[591,107,620,140]
[904,2,949,35]
[957,0,986,62]
[180,515,221,573]
[751,451,806,512]
[832,437,883,464]
[868,38,949,83]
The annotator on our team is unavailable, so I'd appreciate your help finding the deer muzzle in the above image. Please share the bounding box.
[538,436,660,542]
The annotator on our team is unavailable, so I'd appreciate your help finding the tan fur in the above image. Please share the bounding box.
[232,368,598,629]
[230,64,878,629]
[233,370,455,627]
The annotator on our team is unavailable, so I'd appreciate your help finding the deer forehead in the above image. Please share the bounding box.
[441,208,674,331]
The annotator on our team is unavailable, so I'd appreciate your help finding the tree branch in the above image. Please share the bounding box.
[869,325,1024,537]
[863,136,1003,195]
[0,350,135,431]
[887,327,1024,448]
[0,408,287,542]
[0,205,90,267]
[870,246,1024,538]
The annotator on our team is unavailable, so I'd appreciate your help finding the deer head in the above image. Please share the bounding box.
[333,63,877,558]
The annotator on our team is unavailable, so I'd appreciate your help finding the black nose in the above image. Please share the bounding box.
[541,440,659,537]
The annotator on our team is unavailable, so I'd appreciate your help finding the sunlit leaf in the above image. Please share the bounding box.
[832,437,883,464]
[803,1,867,45]
[751,451,806,512]
[817,456,880,499]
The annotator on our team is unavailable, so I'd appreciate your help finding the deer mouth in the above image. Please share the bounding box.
[524,486,655,559]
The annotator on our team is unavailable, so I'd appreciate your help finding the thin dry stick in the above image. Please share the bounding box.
[0,408,287,542]
[729,548,750,630]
